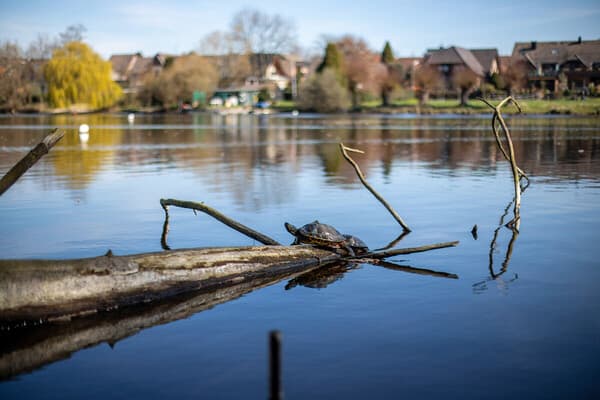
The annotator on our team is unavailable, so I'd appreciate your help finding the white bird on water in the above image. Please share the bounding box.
[79,124,90,143]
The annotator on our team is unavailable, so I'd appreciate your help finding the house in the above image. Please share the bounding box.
[393,57,423,87]
[423,46,495,91]
[109,53,166,94]
[511,38,600,92]
[248,53,293,92]
[211,84,261,107]
[470,49,500,76]
[206,52,303,105]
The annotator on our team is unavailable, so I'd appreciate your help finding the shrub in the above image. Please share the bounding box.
[297,69,351,113]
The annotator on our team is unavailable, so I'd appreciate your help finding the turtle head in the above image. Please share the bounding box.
[284,222,297,235]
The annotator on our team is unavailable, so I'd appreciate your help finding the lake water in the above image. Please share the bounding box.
[0,113,599,399]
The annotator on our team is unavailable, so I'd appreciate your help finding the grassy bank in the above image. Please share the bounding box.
[7,98,600,116]
[274,98,600,115]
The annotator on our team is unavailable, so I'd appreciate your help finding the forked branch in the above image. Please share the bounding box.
[339,143,411,232]
[478,97,528,230]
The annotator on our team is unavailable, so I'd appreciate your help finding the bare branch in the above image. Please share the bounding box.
[478,97,527,231]
[160,198,280,245]
[0,129,64,196]
[340,143,411,232]
[353,241,459,260]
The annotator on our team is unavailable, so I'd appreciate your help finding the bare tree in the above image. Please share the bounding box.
[414,65,442,105]
[198,30,234,55]
[335,35,386,108]
[502,59,530,96]
[198,30,252,88]
[229,8,297,54]
[0,42,28,112]
[59,24,87,45]
[25,33,58,60]
[452,67,479,106]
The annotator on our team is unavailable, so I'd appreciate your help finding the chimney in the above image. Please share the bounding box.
[578,36,582,44]
[531,41,537,50]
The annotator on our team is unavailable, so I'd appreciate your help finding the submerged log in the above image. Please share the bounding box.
[0,245,339,324]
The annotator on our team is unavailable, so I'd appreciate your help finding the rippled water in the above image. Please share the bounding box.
[1,113,599,399]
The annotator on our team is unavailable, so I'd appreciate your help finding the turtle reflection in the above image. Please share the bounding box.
[285,263,359,290]
[286,259,458,291]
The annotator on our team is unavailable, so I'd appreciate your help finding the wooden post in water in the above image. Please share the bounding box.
[269,330,283,400]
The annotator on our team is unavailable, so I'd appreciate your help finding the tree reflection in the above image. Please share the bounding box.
[2,114,599,207]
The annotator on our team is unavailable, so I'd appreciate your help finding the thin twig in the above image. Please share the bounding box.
[339,142,411,232]
[351,240,459,260]
[0,128,64,196]
[160,198,281,245]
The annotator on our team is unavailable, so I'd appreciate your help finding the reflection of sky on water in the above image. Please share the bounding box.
[1,114,600,399]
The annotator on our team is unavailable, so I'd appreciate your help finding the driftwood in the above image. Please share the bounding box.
[340,143,411,232]
[0,245,338,324]
[0,238,458,325]
[0,128,64,196]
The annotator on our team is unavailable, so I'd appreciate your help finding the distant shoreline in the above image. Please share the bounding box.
[2,98,600,117]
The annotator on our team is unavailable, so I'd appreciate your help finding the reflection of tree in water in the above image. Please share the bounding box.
[50,119,123,190]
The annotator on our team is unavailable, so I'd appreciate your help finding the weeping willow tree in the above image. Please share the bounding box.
[44,42,122,109]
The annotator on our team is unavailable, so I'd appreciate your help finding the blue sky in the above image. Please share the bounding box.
[1,0,599,58]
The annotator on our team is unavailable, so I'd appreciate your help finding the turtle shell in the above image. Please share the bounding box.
[295,220,347,246]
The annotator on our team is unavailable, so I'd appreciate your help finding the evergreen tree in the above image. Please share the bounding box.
[44,42,122,109]
[317,42,344,74]
[381,41,394,64]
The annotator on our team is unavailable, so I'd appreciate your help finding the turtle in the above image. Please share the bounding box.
[284,220,367,256]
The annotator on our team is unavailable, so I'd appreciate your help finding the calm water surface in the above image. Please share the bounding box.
[0,113,599,399]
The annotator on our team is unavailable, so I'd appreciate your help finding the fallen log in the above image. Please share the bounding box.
[0,269,313,381]
[0,245,339,325]
[0,240,459,325]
